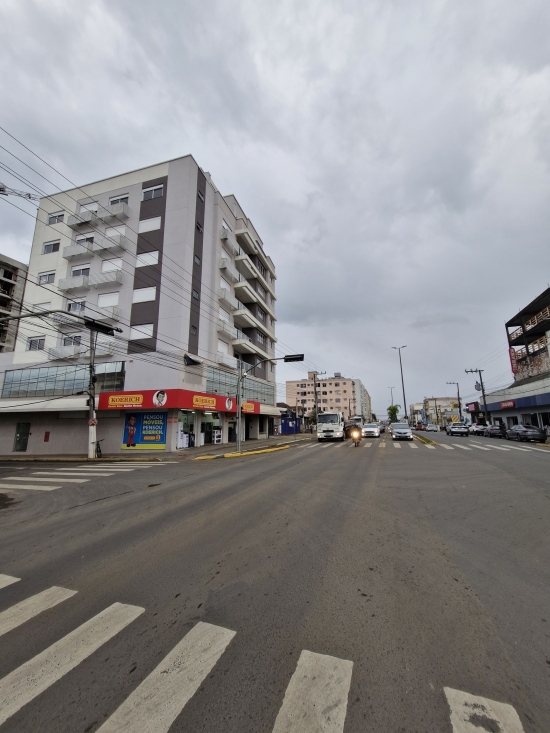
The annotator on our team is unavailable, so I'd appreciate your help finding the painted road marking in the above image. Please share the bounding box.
[379,442,386,448]
[393,443,401,448]
[0,602,144,727]
[97,622,236,733]
[469,444,491,451]
[0,483,61,491]
[363,442,372,448]
[409,443,418,448]
[503,445,532,452]
[16,476,89,483]
[0,575,20,591]
[272,650,353,733]
[437,444,454,449]
[0,586,77,638]
[452,444,472,451]
[72,467,136,472]
[30,472,115,477]
[424,444,436,449]
[444,687,525,732]
[489,446,510,451]
[54,469,119,474]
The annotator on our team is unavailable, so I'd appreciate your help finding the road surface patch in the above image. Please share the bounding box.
[0,602,144,727]
[271,650,353,733]
[96,622,236,733]
[0,586,77,637]
[444,687,525,732]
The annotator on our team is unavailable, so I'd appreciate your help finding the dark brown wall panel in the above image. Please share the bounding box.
[187,170,207,355]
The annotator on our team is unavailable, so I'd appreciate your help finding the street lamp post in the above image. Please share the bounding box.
[388,386,395,407]
[236,354,304,454]
[447,381,462,422]
[392,346,408,421]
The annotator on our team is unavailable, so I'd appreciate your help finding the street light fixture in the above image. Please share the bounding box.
[392,346,408,421]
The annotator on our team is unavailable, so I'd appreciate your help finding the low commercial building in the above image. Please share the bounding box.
[423,397,460,426]
[286,371,371,420]
[0,154,279,455]
[481,287,550,429]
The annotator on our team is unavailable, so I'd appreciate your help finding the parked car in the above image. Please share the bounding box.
[414,423,423,431]
[506,424,547,443]
[424,424,438,432]
[484,423,506,438]
[379,424,386,433]
[469,423,486,435]
[362,423,381,438]
[446,423,469,436]
[391,423,414,441]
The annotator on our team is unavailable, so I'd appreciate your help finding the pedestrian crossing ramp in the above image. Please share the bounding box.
[0,462,177,492]
[0,571,527,731]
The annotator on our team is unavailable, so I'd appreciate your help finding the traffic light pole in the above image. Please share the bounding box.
[465,368,491,424]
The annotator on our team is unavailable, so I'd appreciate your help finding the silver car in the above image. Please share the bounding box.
[446,423,469,437]
[362,423,381,438]
[391,423,413,441]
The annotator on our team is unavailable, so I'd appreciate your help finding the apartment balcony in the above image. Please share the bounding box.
[63,241,94,260]
[235,227,258,257]
[235,251,275,298]
[92,233,128,254]
[220,228,239,256]
[48,344,87,360]
[234,277,258,305]
[217,318,238,339]
[53,306,121,328]
[514,335,547,360]
[98,202,130,222]
[67,210,99,229]
[89,270,124,288]
[219,258,239,284]
[58,275,90,292]
[218,287,238,311]
[232,306,256,329]
[216,352,238,369]
[231,329,254,355]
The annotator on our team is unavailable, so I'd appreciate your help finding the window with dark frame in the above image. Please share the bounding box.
[42,241,60,254]
[62,335,82,346]
[38,272,55,285]
[196,222,203,233]
[142,185,163,201]
[194,255,201,265]
[110,195,129,206]
[190,325,197,335]
[27,337,45,351]
[48,213,64,224]
[197,190,205,201]
[72,266,90,278]
[192,289,199,299]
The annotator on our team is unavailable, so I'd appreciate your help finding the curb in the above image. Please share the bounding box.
[0,457,171,463]
[195,445,292,460]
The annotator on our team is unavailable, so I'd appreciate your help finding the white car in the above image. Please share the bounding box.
[424,424,438,432]
[362,423,381,438]
[391,423,414,441]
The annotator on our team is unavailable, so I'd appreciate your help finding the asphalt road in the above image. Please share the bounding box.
[0,434,548,732]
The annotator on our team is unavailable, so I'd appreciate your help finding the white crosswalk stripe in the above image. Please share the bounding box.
[0,586,77,637]
[72,467,136,472]
[489,446,510,451]
[0,574,20,590]
[444,687,525,732]
[0,602,144,727]
[363,442,372,448]
[0,483,61,491]
[379,442,386,448]
[499,445,531,452]
[409,443,418,448]
[55,469,120,474]
[97,622,236,733]
[452,444,472,450]
[272,650,353,733]
[424,445,436,449]
[437,444,454,449]
[11,476,88,483]
[393,443,401,448]
[30,472,115,477]
[470,444,491,451]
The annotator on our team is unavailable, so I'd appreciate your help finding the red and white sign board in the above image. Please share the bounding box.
[500,400,515,409]
[509,348,519,374]
[98,389,260,414]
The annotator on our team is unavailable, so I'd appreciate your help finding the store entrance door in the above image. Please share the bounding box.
[14,422,31,452]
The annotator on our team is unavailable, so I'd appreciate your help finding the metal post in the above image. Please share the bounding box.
[397,349,408,420]
[479,371,490,425]
[236,360,242,454]
[313,371,319,424]
[88,329,97,459]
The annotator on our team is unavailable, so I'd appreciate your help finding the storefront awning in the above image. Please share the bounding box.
[259,404,284,416]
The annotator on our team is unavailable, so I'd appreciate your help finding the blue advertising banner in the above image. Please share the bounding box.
[122,411,167,450]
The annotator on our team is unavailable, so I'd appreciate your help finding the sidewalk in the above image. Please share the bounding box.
[0,433,315,462]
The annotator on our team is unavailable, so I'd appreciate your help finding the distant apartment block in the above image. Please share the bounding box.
[286,371,371,420]
[0,254,27,353]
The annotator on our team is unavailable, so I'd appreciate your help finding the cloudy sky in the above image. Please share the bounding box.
[1,0,550,416]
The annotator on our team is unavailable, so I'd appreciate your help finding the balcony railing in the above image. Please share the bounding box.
[63,241,94,260]
[95,338,116,356]
[67,210,99,229]
[216,352,238,369]
[525,305,550,331]
[89,270,124,287]
[48,344,87,360]
[219,258,239,283]
[97,202,130,222]
[217,318,237,339]
[53,306,121,327]
[92,233,128,254]
[218,287,239,310]
[58,270,123,292]
[220,228,239,256]
[58,275,90,292]
[515,335,547,360]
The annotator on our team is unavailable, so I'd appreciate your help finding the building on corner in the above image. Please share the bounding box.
[286,371,371,420]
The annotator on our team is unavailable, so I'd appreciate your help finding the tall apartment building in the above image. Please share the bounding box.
[0,155,278,455]
[0,254,27,353]
[286,371,371,420]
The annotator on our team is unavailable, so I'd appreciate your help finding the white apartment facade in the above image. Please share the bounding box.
[286,371,372,420]
[0,155,278,455]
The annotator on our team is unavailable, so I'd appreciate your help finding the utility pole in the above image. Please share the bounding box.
[392,346,408,421]
[312,370,326,424]
[447,381,462,422]
[88,329,98,459]
[465,369,491,424]
[388,386,395,406]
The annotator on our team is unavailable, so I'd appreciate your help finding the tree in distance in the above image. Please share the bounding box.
[387,404,400,423]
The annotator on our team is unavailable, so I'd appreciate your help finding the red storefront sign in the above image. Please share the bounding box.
[509,348,519,374]
[98,389,260,414]
[466,402,479,412]
[500,400,515,409]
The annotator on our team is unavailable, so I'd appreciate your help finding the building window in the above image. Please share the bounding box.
[269,339,274,349]
[72,266,90,278]
[63,335,82,346]
[335,399,341,403]
[68,300,86,312]
[142,185,163,201]
[334,382,340,387]
[256,359,264,370]
[2,362,125,398]
[191,325,197,336]
[257,307,266,321]
[97,292,118,307]
[196,222,203,233]
[192,289,199,300]
[101,258,122,272]
[132,287,156,304]
[138,217,161,233]
[194,255,201,265]
[129,323,154,340]
[335,390,341,395]
[197,190,205,202]
[206,366,274,405]
[322,399,328,404]
[110,195,129,205]
[38,272,55,285]
[48,212,64,225]
[136,251,159,268]
[256,283,266,299]
[322,391,327,395]
[271,364,275,372]
[257,332,265,345]
[270,317,275,326]
[27,337,45,351]
[76,235,94,247]
[256,260,267,277]
[343,390,347,394]
[42,241,60,254]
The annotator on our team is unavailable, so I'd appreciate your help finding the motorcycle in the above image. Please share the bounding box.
[351,428,361,447]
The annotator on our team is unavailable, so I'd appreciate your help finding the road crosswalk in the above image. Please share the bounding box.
[303,439,550,457]
[0,462,174,492]
[0,571,526,731]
